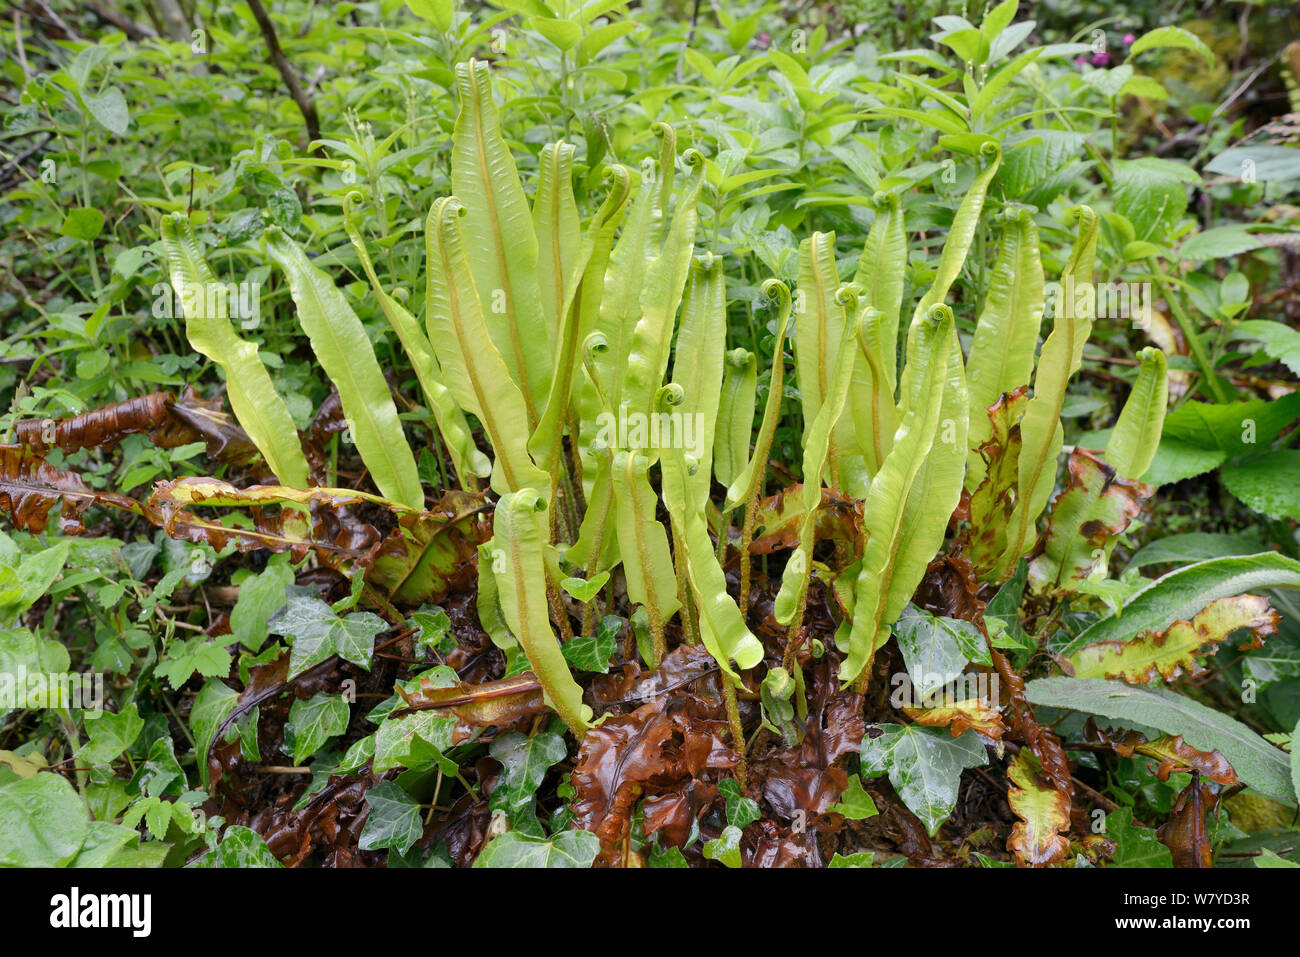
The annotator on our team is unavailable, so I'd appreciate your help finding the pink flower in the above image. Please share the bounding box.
[1090,51,1111,66]
[1123,33,1136,45]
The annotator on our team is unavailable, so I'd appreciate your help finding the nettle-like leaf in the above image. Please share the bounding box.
[1006,750,1070,867]
[1067,593,1278,684]
[860,723,988,836]
[1025,678,1295,806]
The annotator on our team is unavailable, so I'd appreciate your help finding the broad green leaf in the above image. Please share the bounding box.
[1105,807,1172,867]
[0,773,87,866]
[1229,320,1300,378]
[1223,452,1300,522]
[1025,677,1294,805]
[1060,552,1300,657]
[373,710,456,773]
[489,731,567,833]
[829,775,879,820]
[532,141,581,336]
[190,677,239,788]
[0,540,69,624]
[263,227,422,508]
[160,215,310,489]
[794,231,850,486]
[1129,26,1214,65]
[859,723,988,835]
[610,451,680,665]
[229,558,293,651]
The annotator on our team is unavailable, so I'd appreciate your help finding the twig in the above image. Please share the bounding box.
[246,0,323,150]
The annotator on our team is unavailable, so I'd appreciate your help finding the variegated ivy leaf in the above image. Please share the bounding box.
[269,595,385,679]
[859,723,988,836]
[473,829,601,868]
[894,604,991,701]
[285,692,350,765]
[358,781,424,856]
[489,731,568,836]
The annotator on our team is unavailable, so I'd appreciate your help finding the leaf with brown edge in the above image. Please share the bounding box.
[368,491,491,605]
[749,484,863,556]
[395,672,546,730]
[904,698,1006,740]
[1006,749,1071,867]
[1084,722,1239,785]
[1157,778,1217,868]
[965,386,1027,579]
[571,681,737,866]
[1028,448,1154,594]
[1067,594,1278,684]
[0,445,141,534]
[14,388,258,465]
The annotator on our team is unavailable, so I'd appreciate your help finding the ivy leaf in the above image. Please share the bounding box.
[270,596,385,679]
[78,704,144,766]
[828,851,875,867]
[717,777,761,829]
[894,604,990,699]
[489,731,568,835]
[190,678,239,788]
[229,559,294,651]
[1105,807,1172,867]
[474,829,601,868]
[410,605,453,656]
[195,825,282,868]
[561,615,620,673]
[860,724,988,835]
[702,825,744,868]
[285,693,351,765]
[829,775,879,820]
[373,710,456,774]
[359,781,424,855]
